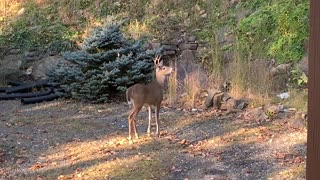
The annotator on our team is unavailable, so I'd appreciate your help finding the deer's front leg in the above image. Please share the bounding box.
[155,104,160,137]
[147,106,152,136]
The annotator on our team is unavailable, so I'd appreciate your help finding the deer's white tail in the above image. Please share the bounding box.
[126,88,132,105]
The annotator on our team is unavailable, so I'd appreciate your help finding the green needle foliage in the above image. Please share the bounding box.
[48,23,157,103]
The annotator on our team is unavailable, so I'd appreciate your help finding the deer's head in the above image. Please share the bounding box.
[154,56,173,77]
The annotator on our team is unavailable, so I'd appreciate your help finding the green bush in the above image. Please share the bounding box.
[236,0,309,63]
[48,23,157,103]
[0,1,77,52]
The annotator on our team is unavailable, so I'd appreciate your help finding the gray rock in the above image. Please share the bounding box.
[31,55,68,80]
[213,92,224,109]
[24,50,41,62]
[204,89,219,108]
[246,108,268,121]
[162,44,178,51]
[188,36,196,42]
[0,54,25,81]
[288,117,306,129]
[270,63,291,76]
[220,98,237,111]
[237,101,248,110]
[179,43,198,50]
[151,42,161,49]
[163,51,176,56]
[8,48,20,55]
[222,93,231,101]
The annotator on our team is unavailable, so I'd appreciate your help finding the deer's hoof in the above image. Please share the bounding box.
[135,134,139,139]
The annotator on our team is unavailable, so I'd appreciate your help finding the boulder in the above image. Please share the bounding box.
[163,51,176,56]
[245,107,268,122]
[179,43,198,50]
[213,92,224,109]
[204,89,219,108]
[288,117,306,130]
[236,100,248,110]
[0,54,25,81]
[188,36,196,42]
[31,55,68,80]
[220,98,237,111]
[270,63,291,76]
[151,42,161,49]
[24,50,42,62]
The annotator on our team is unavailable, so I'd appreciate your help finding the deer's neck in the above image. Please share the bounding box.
[154,75,166,89]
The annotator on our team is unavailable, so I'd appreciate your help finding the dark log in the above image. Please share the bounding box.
[5,79,49,94]
[0,87,10,93]
[0,88,53,100]
[21,92,64,105]
[6,81,26,86]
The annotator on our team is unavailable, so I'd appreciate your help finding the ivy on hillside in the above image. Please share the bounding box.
[237,0,309,63]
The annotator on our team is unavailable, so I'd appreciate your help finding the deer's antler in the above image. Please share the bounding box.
[154,55,162,65]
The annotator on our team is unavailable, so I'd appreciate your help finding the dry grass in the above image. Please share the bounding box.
[284,89,308,112]
[226,54,273,107]
[168,66,178,106]
[0,0,21,33]
[183,69,201,108]
[125,19,151,40]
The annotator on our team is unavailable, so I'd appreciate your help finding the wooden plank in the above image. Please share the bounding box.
[307,0,320,179]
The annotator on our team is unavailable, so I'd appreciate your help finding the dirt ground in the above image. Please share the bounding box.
[0,99,306,180]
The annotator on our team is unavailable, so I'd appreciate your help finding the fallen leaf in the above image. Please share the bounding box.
[58,175,67,180]
[16,159,25,165]
[180,139,187,145]
[30,162,46,170]
[294,156,303,164]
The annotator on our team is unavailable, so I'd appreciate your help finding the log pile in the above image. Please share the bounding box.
[0,80,64,104]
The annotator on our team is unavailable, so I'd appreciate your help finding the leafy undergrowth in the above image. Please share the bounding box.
[0,100,306,179]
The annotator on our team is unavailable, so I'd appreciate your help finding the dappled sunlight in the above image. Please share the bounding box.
[188,127,266,152]
[0,1,21,19]
[270,164,305,179]
[27,134,168,179]
[265,129,307,151]
[82,152,166,179]
[19,101,62,112]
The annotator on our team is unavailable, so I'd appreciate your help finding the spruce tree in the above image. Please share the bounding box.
[48,23,158,102]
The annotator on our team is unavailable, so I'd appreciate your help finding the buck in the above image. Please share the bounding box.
[126,56,173,141]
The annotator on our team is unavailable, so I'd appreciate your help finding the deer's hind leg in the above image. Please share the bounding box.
[128,109,135,141]
[131,105,142,139]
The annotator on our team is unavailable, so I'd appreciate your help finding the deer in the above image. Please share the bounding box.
[126,56,173,142]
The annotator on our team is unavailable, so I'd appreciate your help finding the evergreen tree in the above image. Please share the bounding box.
[48,23,158,102]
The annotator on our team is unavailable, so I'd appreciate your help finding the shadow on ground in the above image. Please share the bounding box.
[0,100,306,179]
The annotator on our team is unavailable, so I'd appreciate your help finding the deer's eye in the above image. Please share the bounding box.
[162,67,166,70]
